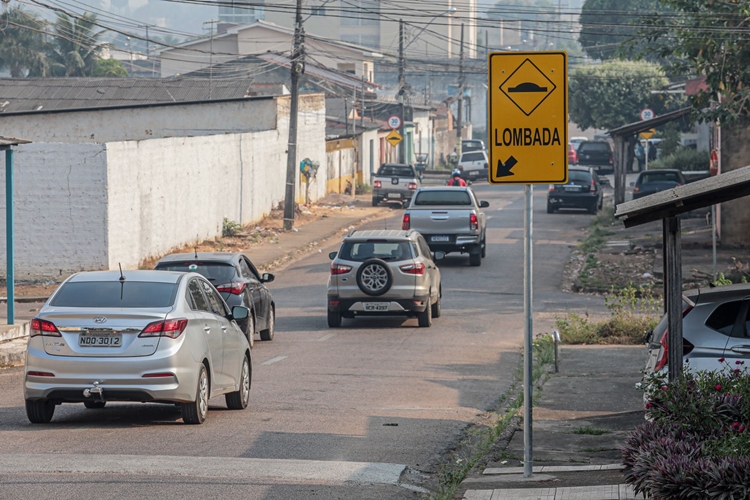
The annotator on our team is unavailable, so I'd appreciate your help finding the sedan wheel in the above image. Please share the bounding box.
[26,399,55,424]
[226,356,251,410]
[417,298,432,327]
[260,306,275,341]
[181,365,208,424]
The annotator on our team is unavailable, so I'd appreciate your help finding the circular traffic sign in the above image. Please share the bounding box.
[387,115,402,129]
[640,108,654,121]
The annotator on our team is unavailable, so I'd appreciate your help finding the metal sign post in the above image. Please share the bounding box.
[488,51,568,478]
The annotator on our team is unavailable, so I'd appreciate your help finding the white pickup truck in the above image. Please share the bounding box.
[371,163,421,207]
[401,187,489,267]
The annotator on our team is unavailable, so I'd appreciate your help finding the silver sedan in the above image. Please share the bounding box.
[24,270,252,424]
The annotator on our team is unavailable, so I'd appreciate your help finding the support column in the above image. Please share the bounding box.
[665,216,683,380]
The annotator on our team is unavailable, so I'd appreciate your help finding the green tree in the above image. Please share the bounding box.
[93,58,128,77]
[578,0,666,61]
[569,60,670,130]
[0,8,49,77]
[47,12,105,77]
[631,0,750,125]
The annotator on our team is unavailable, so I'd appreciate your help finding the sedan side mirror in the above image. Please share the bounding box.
[261,273,275,283]
[231,305,250,321]
[328,252,338,260]
[479,200,490,208]
[432,251,446,261]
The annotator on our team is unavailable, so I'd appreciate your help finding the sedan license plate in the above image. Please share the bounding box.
[564,185,581,192]
[388,193,401,198]
[431,235,450,242]
[79,333,122,347]
[363,302,389,312]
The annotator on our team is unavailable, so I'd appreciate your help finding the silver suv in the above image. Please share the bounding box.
[327,230,443,328]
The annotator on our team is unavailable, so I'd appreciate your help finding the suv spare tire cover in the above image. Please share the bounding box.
[356,258,394,296]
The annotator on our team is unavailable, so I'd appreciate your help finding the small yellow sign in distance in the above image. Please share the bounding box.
[640,129,656,140]
[488,51,568,184]
[386,130,403,147]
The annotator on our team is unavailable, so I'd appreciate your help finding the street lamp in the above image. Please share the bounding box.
[397,8,457,163]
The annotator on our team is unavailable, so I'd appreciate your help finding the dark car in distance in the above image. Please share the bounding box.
[631,169,687,200]
[155,252,275,348]
[547,166,604,214]
[576,140,614,175]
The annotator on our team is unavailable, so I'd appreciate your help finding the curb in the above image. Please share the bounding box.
[0,297,49,304]
[0,337,27,368]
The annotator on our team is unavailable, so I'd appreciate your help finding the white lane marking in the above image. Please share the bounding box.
[0,454,407,485]
[261,355,288,365]
[318,333,336,342]
[486,215,493,220]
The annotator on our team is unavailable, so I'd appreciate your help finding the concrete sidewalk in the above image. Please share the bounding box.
[0,199,392,368]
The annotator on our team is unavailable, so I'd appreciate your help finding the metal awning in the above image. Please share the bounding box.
[607,107,692,138]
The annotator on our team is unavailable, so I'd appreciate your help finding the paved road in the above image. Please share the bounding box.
[0,183,607,499]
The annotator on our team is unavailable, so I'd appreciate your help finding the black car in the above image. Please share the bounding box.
[155,252,275,347]
[547,166,604,214]
[631,169,686,200]
[576,140,614,175]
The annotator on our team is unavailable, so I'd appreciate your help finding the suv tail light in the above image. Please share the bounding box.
[653,305,694,371]
[30,318,61,337]
[399,263,425,275]
[139,319,188,339]
[609,154,614,164]
[373,180,382,188]
[470,213,479,231]
[216,282,247,295]
[402,213,411,230]
[590,179,596,193]
[407,182,417,190]
[330,264,352,275]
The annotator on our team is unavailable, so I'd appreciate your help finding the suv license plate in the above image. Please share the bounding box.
[388,193,401,198]
[431,235,450,242]
[79,334,122,347]
[364,303,389,312]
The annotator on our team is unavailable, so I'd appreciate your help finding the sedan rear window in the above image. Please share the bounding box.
[338,242,413,262]
[377,165,414,177]
[156,262,236,283]
[50,282,178,308]
[567,171,592,183]
[414,190,472,206]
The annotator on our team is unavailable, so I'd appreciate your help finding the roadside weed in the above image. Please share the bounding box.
[572,426,611,436]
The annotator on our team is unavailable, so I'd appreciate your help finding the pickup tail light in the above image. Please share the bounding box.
[407,182,418,191]
[470,213,479,231]
[399,263,425,275]
[139,319,188,339]
[330,264,352,275]
[653,305,694,371]
[402,213,411,230]
[30,318,61,337]
[373,180,382,188]
[215,282,247,295]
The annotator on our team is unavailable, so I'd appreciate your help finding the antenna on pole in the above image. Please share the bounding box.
[118,263,126,282]
[194,247,198,258]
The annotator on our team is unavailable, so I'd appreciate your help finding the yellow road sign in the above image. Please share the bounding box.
[488,51,568,184]
[386,130,402,147]
[640,129,655,140]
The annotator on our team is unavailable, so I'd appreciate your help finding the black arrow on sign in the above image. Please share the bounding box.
[495,156,518,178]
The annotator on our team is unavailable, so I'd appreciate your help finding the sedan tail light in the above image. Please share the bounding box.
[330,264,352,275]
[653,305,694,371]
[216,282,247,295]
[399,263,425,275]
[633,185,640,195]
[139,319,188,339]
[373,180,382,188]
[30,318,61,337]
[402,213,411,230]
[470,213,479,231]
[407,182,418,191]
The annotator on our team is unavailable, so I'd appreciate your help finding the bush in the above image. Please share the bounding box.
[623,363,750,498]
[222,218,242,237]
[649,148,710,172]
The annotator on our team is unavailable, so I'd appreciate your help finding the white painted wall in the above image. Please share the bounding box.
[0,98,278,144]
[358,128,380,184]
[0,143,109,280]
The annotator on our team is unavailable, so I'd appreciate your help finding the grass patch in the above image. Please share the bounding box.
[431,334,555,500]
[579,447,617,453]
[572,426,612,436]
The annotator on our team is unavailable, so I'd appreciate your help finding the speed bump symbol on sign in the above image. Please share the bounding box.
[386,130,403,147]
[488,51,568,184]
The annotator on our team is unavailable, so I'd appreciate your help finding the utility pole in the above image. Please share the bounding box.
[203,20,219,98]
[360,74,365,129]
[398,19,406,164]
[456,23,465,158]
[283,0,305,229]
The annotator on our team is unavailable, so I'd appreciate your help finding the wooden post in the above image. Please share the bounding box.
[613,135,626,206]
[665,216,683,380]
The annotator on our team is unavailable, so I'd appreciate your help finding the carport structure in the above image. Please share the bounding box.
[608,107,692,205]
[615,165,750,380]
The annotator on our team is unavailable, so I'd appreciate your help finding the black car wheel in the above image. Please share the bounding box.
[260,305,275,341]
[547,202,555,214]
[372,197,380,207]
[356,259,393,296]
[327,309,342,328]
[26,399,55,423]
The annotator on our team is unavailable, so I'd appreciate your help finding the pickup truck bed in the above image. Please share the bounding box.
[402,187,489,267]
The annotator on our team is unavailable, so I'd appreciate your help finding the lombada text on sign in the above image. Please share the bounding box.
[495,127,561,147]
